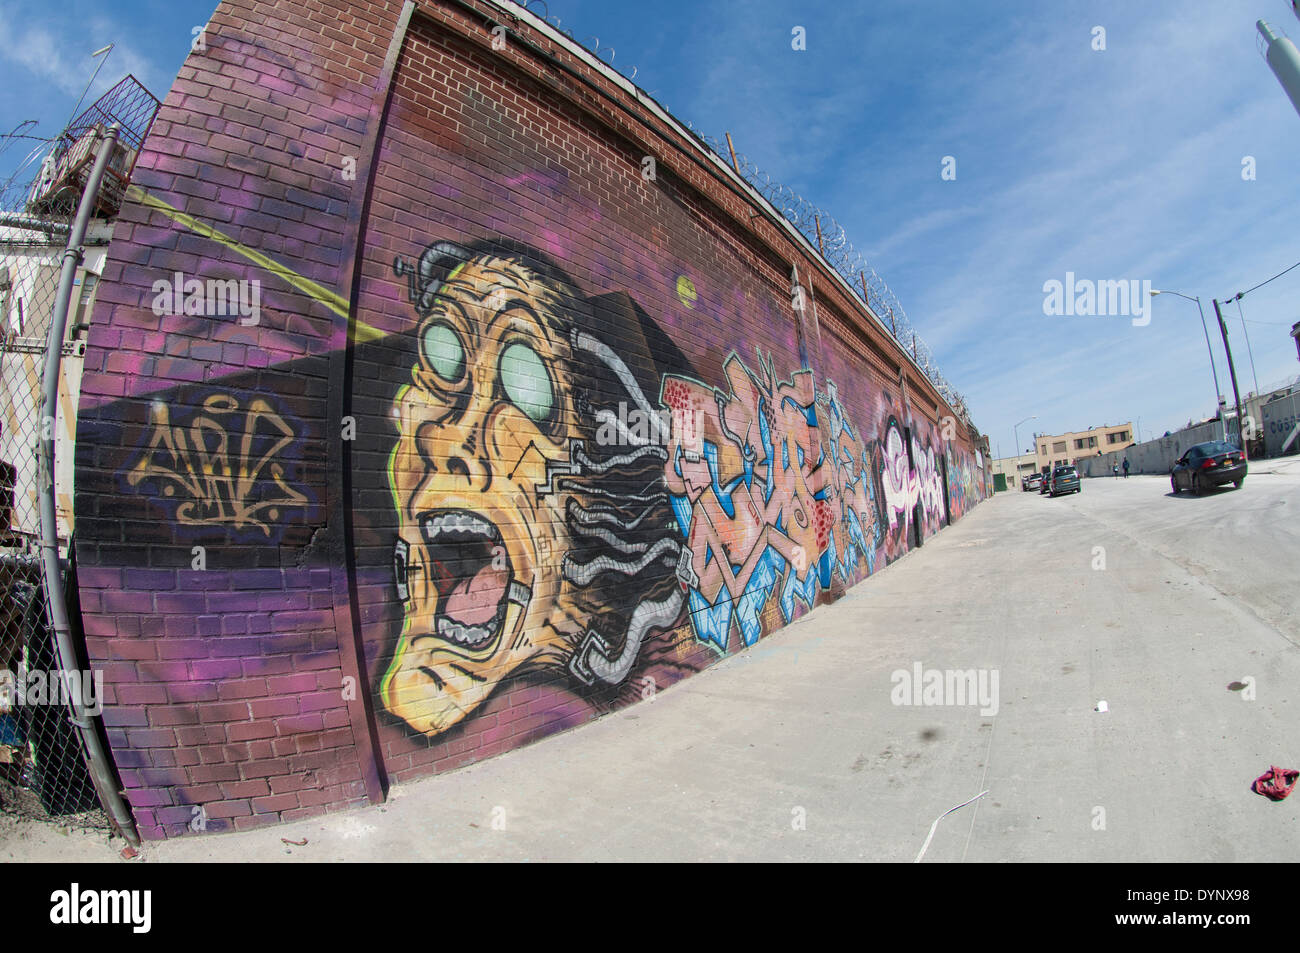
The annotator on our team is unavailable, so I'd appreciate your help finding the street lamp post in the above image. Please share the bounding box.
[1014,414,1037,483]
[1258,20,1300,119]
[1149,289,1225,429]
[64,45,115,135]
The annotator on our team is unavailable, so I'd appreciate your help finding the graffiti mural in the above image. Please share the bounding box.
[661,355,884,654]
[126,393,310,537]
[944,448,978,520]
[877,415,950,542]
[879,417,918,533]
[381,239,692,736]
[378,239,955,738]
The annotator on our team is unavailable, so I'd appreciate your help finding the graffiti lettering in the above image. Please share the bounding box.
[127,394,309,536]
[662,353,884,652]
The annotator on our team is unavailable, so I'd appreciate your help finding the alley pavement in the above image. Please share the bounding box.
[6,461,1299,861]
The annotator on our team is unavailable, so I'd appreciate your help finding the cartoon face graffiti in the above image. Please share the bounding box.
[383,244,578,734]
[382,240,689,736]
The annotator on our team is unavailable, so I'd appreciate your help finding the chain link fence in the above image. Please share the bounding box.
[0,168,108,829]
[0,77,157,834]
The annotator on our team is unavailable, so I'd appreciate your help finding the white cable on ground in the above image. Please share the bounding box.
[913,790,990,863]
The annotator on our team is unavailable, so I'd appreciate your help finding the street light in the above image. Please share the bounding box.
[64,44,115,135]
[1149,289,1225,424]
[1014,415,1037,482]
[1258,20,1300,119]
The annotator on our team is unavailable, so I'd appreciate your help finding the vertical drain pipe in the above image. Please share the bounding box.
[37,123,139,846]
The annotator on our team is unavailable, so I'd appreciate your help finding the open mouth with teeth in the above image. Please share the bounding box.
[416,509,528,653]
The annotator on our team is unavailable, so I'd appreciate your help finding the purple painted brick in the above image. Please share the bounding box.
[298,690,343,713]
[101,707,150,728]
[276,713,324,734]
[126,728,178,748]
[227,720,276,742]
[190,658,244,680]
[267,673,316,694]
[166,682,219,703]
[216,677,269,700]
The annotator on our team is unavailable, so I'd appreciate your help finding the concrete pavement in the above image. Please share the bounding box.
[5,466,1298,861]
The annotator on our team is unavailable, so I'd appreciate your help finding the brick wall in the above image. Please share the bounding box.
[73,0,987,838]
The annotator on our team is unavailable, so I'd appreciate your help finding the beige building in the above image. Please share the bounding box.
[991,452,1037,490]
[1035,423,1134,473]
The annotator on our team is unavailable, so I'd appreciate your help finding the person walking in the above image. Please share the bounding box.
[1122,458,1130,478]
[1112,463,1119,478]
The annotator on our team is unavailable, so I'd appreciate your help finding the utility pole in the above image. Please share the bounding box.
[1212,298,1247,457]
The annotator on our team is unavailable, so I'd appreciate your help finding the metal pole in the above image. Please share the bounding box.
[724,132,740,175]
[1212,298,1247,458]
[37,123,138,846]
[63,45,114,137]
[1192,296,1223,407]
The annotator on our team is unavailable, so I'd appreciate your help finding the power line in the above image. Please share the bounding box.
[1226,257,1300,300]
[1234,297,1262,396]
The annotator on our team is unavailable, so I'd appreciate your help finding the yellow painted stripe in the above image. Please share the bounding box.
[125,185,384,343]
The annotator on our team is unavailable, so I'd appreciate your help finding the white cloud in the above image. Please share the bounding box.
[0,1,171,113]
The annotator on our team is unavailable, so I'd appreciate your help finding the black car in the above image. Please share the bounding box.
[1039,470,1052,494]
[1170,440,1247,495]
[1049,464,1080,496]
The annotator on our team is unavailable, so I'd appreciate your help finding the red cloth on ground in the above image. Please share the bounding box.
[1252,766,1299,801]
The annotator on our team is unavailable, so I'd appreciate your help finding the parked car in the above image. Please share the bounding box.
[1170,440,1247,495]
[1023,473,1043,492]
[1038,470,1052,494]
[1049,464,1080,496]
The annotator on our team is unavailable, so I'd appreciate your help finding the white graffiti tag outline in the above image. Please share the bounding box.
[880,419,918,529]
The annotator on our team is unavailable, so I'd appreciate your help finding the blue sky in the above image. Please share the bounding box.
[3,0,1299,456]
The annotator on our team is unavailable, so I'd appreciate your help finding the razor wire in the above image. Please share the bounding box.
[513,0,971,426]
[689,131,970,425]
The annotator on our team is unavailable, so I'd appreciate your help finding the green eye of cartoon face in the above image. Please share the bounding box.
[498,343,553,423]
[421,321,465,381]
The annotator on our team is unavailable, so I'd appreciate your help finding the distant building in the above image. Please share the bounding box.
[991,452,1037,490]
[1242,378,1298,457]
[1035,423,1134,472]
